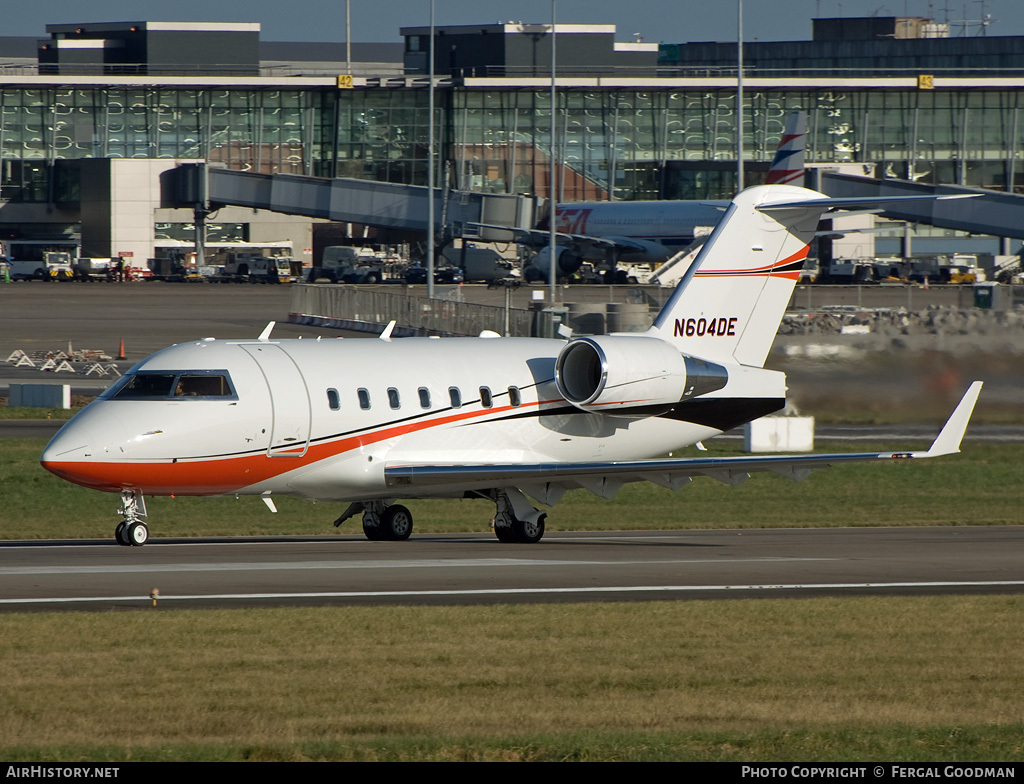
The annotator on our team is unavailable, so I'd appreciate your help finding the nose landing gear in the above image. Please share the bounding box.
[115,490,149,546]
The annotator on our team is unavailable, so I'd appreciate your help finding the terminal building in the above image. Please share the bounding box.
[1,16,1023,267]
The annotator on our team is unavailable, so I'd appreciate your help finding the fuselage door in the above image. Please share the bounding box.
[240,343,311,457]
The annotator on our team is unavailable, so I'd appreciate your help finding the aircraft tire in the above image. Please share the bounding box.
[494,522,519,543]
[126,522,149,547]
[512,514,545,544]
[114,522,131,546]
[381,505,413,541]
[362,520,386,541]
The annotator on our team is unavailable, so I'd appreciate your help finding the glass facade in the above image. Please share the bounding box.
[2,81,1024,204]
[0,86,326,201]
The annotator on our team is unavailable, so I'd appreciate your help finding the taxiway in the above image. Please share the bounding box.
[2,526,1022,612]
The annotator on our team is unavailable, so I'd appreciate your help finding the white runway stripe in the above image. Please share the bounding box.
[0,556,836,575]
[3,580,1024,605]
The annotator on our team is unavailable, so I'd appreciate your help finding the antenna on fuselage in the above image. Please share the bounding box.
[379,320,396,341]
[258,322,276,341]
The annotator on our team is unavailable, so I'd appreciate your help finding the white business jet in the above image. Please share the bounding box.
[41,183,982,546]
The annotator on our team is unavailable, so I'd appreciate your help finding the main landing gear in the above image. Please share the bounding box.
[334,501,414,541]
[333,489,548,544]
[114,490,149,546]
[491,488,546,544]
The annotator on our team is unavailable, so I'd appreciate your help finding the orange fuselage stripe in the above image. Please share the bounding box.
[43,401,546,495]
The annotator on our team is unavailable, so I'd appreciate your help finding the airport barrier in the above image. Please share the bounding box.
[289,283,1022,340]
[791,283,1024,311]
[9,384,71,409]
[288,284,553,338]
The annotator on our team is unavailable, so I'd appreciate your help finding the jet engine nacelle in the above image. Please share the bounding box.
[554,335,728,415]
[526,246,583,282]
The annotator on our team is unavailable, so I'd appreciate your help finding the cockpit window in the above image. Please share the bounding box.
[107,370,236,400]
[110,373,176,398]
[174,375,232,397]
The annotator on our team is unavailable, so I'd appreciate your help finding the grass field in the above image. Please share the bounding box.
[2,435,1022,762]
[1,598,1023,761]
[2,436,1020,540]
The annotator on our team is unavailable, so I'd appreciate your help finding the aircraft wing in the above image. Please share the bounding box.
[470,223,648,253]
[385,382,982,502]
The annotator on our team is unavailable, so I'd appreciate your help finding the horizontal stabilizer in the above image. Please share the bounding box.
[758,193,979,213]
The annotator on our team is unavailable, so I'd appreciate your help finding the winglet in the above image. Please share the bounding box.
[258,321,276,341]
[921,381,983,457]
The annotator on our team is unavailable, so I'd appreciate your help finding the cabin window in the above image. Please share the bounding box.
[480,386,493,408]
[508,386,521,407]
[449,387,462,409]
[357,388,371,409]
[418,387,431,409]
[327,388,340,410]
[388,387,401,409]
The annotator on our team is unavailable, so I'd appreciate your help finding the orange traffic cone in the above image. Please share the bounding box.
[117,338,126,360]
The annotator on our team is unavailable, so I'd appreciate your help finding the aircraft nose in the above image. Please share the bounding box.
[41,420,94,466]
[41,419,97,480]
[40,415,128,491]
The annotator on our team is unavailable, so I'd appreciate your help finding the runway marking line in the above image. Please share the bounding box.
[3,580,1024,606]
[0,556,837,576]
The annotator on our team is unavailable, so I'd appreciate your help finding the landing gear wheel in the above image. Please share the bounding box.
[512,514,546,544]
[494,521,519,543]
[114,522,131,546]
[126,522,149,546]
[381,505,413,541]
[362,519,386,541]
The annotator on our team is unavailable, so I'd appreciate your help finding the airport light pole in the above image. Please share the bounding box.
[427,0,435,298]
[548,0,558,305]
[737,0,744,191]
[345,0,352,75]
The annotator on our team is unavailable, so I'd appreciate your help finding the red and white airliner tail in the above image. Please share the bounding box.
[765,111,807,186]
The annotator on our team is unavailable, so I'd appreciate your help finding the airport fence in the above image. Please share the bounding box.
[289,283,1023,340]
[792,283,1024,311]
[288,284,558,338]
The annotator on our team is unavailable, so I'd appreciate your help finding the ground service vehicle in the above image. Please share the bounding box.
[308,246,403,284]
[9,252,74,281]
[220,253,293,283]
[74,258,114,281]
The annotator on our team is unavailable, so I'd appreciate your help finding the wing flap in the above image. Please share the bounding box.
[386,450,906,493]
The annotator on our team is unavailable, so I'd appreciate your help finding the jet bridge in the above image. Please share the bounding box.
[817,171,1024,240]
[163,164,538,239]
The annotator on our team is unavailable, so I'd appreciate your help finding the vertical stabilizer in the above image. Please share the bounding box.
[647,184,825,368]
[765,112,807,186]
